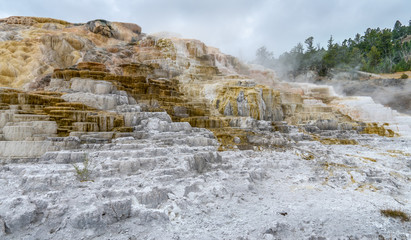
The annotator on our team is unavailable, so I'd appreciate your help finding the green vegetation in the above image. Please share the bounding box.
[72,155,93,182]
[380,209,410,222]
[400,73,409,79]
[256,19,411,76]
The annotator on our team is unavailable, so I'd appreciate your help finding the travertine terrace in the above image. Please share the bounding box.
[0,17,410,239]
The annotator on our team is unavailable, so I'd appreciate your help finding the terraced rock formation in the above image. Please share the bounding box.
[0,16,410,239]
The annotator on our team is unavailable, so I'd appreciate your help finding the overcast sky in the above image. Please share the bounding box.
[1,0,410,60]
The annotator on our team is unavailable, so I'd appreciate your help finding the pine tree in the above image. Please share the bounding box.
[305,36,315,53]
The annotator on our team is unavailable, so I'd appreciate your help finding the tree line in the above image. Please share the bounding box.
[255,20,411,77]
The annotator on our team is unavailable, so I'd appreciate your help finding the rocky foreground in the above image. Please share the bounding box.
[0,16,410,239]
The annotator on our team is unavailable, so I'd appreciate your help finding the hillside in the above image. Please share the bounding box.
[255,20,411,81]
[375,70,411,79]
[0,16,410,239]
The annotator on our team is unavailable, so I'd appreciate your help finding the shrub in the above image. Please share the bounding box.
[380,209,410,222]
[400,73,408,79]
[72,155,93,182]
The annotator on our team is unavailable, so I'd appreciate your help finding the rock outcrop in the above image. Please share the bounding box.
[85,19,141,41]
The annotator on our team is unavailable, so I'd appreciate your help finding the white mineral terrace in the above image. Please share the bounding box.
[331,96,411,138]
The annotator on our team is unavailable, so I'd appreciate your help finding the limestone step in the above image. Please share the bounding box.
[0,103,9,110]
[180,116,229,129]
[12,114,50,122]
[302,106,333,113]
[0,140,58,158]
[94,148,174,159]
[43,106,77,113]
[57,128,71,136]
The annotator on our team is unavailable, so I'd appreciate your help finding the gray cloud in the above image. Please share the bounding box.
[0,0,410,60]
